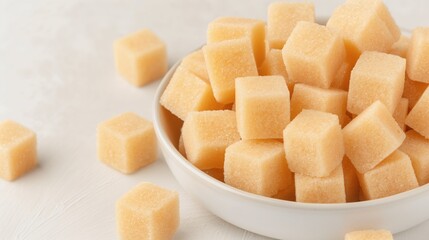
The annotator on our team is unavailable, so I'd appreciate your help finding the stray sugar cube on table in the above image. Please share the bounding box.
[207,17,265,66]
[407,27,429,83]
[224,140,293,197]
[114,29,167,87]
[358,150,418,200]
[116,182,179,240]
[345,229,393,240]
[343,101,405,174]
[203,38,258,104]
[160,65,223,120]
[181,110,240,170]
[0,120,37,181]
[235,76,290,139]
[283,109,344,177]
[283,21,345,89]
[267,2,315,49]
[399,130,429,185]
[295,165,346,203]
[97,112,157,174]
[347,51,405,115]
[405,86,429,138]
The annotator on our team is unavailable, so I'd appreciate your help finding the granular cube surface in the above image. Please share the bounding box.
[97,112,157,174]
[347,51,405,115]
[116,182,179,240]
[236,76,290,139]
[182,110,240,170]
[393,98,409,130]
[258,49,293,92]
[407,27,429,83]
[290,83,347,125]
[391,35,410,58]
[406,85,429,139]
[114,29,167,87]
[0,120,37,181]
[345,230,393,240]
[160,66,223,120]
[224,140,293,197]
[204,38,258,104]
[207,17,265,66]
[295,165,346,203]
[267,2,315,49]
[343,101,405,173]
[283,21,345,89]
[358,150,418,200]
[180,50,209,82]
[400,130,429,185]
[283,109,344,177]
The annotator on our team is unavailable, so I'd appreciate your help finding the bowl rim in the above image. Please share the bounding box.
[153,50,429,212]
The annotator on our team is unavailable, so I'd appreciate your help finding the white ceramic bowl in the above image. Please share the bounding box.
[153,61,429,240]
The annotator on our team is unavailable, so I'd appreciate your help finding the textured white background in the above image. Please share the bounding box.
[0,0,428,239]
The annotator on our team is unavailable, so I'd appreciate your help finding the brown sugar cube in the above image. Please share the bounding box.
[114,29,167,87]
[295,165,346,203]
[343,101,405,174]
[406,87,429,138]
[236,76,290,139]
[283,110,344,177]
[327,0,400,63]
[347,51,405,115]
[0,120,37,181]
[207,17,265,66]
[180,50,209,82]
[97,112,157,174]
[259,49,294,92]
[224,140,293,197]
[290,83,348,126]
[267,2,315,49]
[391,35,411,58]
[204,168,224,182]
[343,157,360,202]
[204,38,259,104]
[182,110,240,170]
[345,230,393,240]
[283,21,345,89]
[403,76,428,110]
[399,130,429,185]
[160,66,223,120]
[331,61,352,91]
[393,98,409,130]
[358,150,418,200]
[407,27,429,83]
[116,182,179,240]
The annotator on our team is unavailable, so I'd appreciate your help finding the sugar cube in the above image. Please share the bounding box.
[224,140,293,197]
[343,157,360,202]
[283,109,344,177]
[259,49,294,92]
[236,76,290,139]
[327,0,400,63]
[182,110,240,170]
[290,83,348,126]
[0,120,37,181]
[393,98,409,130]
[295,165,346,203]
[405,87,429,138]
[331,61,352,91]
[204,38,259,104]
[358,150,418,200]
[180,50,209,82]
[97,112,157,174]
[391,35,410,58]
[160,66,223,120]
[267,2,315,49]
[343,101,405,173]
[345,230,393,240]
[283,21,345,89]
[207,17,265,66]
[116,182,179,240]
[403,76,428,110]
[114,29,167,87]
[347,51,405,115]
[407,27,429,83]
[399,130,429,185]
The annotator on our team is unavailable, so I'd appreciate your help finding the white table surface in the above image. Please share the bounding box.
[1,0,428,239]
